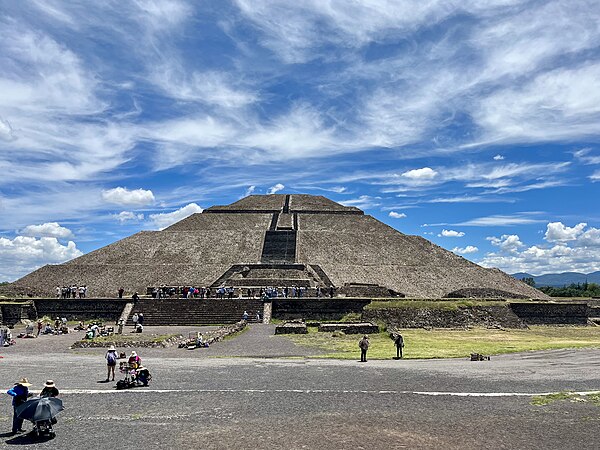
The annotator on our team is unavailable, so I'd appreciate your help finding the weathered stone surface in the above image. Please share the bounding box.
[509,302,589,325]
[272,298,371,321]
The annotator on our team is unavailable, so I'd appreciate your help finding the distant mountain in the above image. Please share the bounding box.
[511,271,600,287]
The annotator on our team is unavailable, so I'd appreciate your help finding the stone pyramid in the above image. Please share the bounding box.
[5,194,546,299]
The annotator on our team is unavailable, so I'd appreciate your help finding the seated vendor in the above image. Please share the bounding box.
[135,366,151,386]
[128,351,141,368]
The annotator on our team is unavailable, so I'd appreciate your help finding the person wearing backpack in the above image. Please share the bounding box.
[106,346,118,382]
[358,335,370,362]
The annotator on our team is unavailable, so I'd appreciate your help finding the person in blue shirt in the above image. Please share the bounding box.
[6,378,32,434]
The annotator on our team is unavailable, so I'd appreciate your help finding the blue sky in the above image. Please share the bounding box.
[1,0,600,281]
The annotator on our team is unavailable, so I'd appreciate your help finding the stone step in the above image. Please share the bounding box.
[260,230,296,263]
[127,299,264,326]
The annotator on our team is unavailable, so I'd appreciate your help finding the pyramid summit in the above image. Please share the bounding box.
[6,194,546,299]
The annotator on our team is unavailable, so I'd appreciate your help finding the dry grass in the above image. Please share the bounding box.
[282,326,600,359]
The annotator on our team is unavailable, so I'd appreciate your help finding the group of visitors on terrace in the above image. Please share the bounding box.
[144,285,336,299]
[55,285,87,299]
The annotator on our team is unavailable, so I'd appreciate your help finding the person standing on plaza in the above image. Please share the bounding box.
[359,335,370,362]
[394,333,404,359]
[106,345,118,381]
[132,312,139,331]
[6,378,32,434]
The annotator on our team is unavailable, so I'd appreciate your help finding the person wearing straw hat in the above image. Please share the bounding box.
[40,380,59,398]
[106,345,118,381]
[6,377,32,434]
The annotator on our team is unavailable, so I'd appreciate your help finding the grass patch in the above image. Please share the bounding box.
[222,325,249,341]
[531,391,600,406]
[282,326,600,360]
[339,312,362,322]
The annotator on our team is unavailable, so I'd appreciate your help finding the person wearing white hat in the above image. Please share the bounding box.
[40,380,59,398]
[106,346,118,381]
[128,350,141,369]
[7,378,32,434]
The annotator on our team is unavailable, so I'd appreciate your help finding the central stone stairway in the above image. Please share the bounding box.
[210,263,333,290]
[127,298,264,325]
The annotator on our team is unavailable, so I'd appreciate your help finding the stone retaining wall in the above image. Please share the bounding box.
[272,298,371,320]
[509,302,589,325]
[34,298,128,322]
[362,305,527,329]
[0,302,37,326]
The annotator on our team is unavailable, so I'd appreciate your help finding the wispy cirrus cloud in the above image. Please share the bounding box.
[450,213,546,227]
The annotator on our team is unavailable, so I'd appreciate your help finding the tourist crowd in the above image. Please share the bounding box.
[55,285,88,299]
[146,285,336,300]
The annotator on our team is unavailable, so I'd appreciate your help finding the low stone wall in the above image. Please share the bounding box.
[72,321,248,348]
[71,334,183,349]
[275,322,308,334]
[318,322,379,334]
[362,305,527,329]
[272,298,371,321]
[338,284,403,298]
[0,302,37,326]
[509,302,589,325]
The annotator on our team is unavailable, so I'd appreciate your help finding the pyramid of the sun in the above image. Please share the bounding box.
[7,194,546,299]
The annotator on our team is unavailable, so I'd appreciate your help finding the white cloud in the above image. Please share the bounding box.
[590,170,600,182]
[340,195,381,209]
[493,154,504,160]
[479,224,600,273]
[150,67,258,108]
[149,203,203,229]
[544,222,586,243]
[388,211,407,219]
[267,183,285,195]
[474,63,600,142]
[455,214,544,227]
[574,148,600,165]
[239,103,340,160]
[0,117,15,141]
[102,187,155,207]
[426,195,513,204]
[439,229,465,238]
[244,186,256,197]
[20,222,74,239]
[452,245,478,254]
[113,211,144,223]
[401,167,437,180]
[487,234,525,253]
[0,236,83,281]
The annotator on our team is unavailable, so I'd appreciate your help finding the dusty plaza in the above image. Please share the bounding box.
[1,323,600,450]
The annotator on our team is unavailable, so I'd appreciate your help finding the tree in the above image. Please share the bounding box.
[520,277,536,287]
